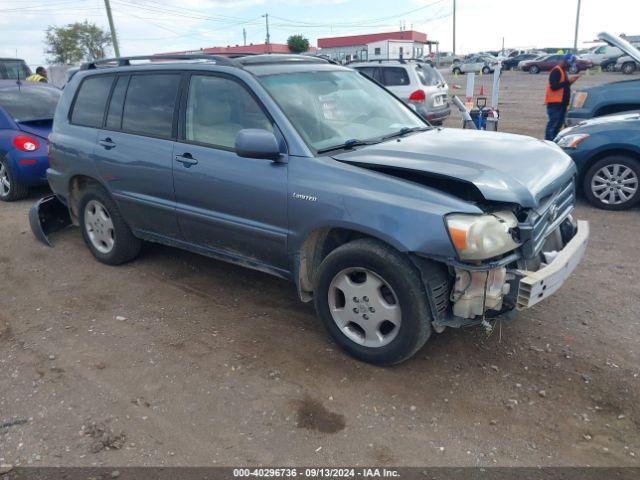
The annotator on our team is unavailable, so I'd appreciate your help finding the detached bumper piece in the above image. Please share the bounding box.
[516,220,589,309]
[29,195,72,247]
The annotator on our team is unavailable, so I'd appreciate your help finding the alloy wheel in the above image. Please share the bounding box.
[591,164,639,205]
[84,199,115,254]
[0,163,10,197]
[327,267,401,348]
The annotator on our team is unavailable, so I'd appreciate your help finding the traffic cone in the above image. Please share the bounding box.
[479,84,485,96]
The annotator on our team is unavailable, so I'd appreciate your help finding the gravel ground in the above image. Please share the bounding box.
[1,70,639,468]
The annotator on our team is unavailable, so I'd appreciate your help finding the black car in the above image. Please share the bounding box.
[501,53,538,71]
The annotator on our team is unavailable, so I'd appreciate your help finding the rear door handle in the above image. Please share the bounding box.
[175,153,198,167]
[98,138,116,149]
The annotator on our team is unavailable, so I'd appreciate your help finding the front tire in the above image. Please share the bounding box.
[583,156,640,210]
[529,65,540,74]
[0,158,29,202]
[313,238,432,365]
[452,67,462,75]
[622,62,636,75]
[482,66,491,74]
[78,185,142,265]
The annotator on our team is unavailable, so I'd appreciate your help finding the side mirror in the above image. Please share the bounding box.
[235,129,281,161]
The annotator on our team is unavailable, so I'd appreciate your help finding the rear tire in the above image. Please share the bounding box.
[313,238,432,365]
[482,66,491,74]
[529,65,540,74]
[452,67,462,75]
[622,62,636,75]
[583,156,640,210]
[78,185,142,265]
[604,63,616,72]
[0,158,29,202]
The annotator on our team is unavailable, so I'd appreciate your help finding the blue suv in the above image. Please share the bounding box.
[38,54,589,364]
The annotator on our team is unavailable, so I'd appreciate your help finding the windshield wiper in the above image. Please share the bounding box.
[316,138,379,154]
[381,126,430,141]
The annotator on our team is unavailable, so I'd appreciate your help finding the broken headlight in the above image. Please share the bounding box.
[446,211,520,261]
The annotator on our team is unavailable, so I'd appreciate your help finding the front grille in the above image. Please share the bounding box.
[518,180,575,259]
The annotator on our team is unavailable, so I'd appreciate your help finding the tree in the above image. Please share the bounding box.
[45,21,112,64]
[287,35,310,54]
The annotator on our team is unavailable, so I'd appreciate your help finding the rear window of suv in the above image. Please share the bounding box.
[71,75,114,127]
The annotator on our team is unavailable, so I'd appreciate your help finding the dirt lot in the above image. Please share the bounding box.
[1,70,639,468]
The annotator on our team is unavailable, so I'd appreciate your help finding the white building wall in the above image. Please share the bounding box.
[367,40,416,60]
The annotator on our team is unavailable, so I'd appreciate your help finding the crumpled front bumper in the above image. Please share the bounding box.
[515,220,589,309]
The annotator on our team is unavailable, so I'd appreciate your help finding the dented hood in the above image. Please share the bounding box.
[333,128,576,208]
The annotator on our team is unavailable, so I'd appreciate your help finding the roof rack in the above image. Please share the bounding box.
[80,54,242,70]
[236,54,330,66]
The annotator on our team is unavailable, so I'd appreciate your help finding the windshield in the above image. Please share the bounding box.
[0,61,31,80]
[0,87,61,121]
[259,70,425,152]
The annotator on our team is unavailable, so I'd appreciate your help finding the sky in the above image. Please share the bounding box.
[1,0,639,67]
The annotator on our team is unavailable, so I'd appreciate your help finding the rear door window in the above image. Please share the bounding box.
[121,74,181,138]
[381,67,410,86]
[71,75,114,127]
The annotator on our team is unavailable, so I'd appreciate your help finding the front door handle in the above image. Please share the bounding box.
[98,138,116,149]
[175,153,198,168]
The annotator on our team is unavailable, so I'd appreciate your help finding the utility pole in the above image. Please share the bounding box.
[103,0,120,57]
[243,28,247,46]
[262,14,271,52]
[573,0,581,52]
[452,0,456,55]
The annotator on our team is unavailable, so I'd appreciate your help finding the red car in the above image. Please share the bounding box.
[520,54,592,74]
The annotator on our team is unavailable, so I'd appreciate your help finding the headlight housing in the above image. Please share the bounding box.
[446,211,520,261]
[556,133,589,149]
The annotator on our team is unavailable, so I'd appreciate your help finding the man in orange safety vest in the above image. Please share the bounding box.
[544,53,579,140]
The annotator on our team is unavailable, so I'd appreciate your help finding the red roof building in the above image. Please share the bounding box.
[317,30,433,62]
[317,30,427,49]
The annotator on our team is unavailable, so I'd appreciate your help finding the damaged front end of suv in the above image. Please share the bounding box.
[415,180,588,331]
[332,128,589,333]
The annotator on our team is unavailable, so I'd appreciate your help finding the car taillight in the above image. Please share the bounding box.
[409,89,426,102]
[13,135,39,152]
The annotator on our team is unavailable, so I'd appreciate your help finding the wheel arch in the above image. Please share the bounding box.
[67,174,106,224]
[294,226,410,302]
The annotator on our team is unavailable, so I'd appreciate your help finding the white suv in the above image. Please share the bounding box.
[349,60,450,125]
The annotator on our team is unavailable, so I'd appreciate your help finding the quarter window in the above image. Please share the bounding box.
[121,74,180,138]
[71,75,114,127]
[185,75,272,149]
